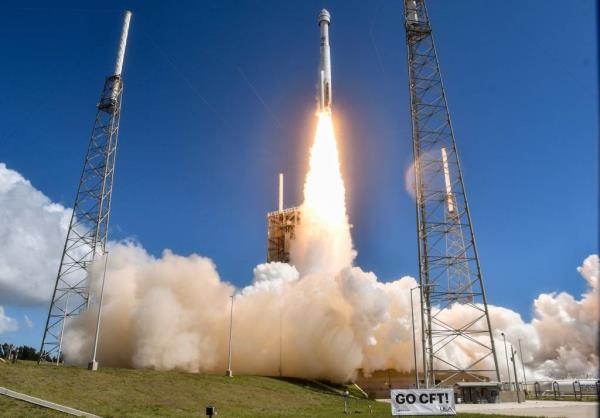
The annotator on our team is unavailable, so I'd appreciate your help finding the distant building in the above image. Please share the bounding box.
[355,369,499,403]
[455,381,501,403]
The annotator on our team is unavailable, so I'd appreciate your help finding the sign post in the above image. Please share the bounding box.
[390,389,456,416]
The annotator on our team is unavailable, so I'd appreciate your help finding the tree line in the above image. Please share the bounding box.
[1,343,44,362]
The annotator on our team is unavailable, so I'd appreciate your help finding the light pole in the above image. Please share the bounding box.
[56,292,71,365]
[410,286,420,389]
[279,283,285,377]
[225,294,234,377]
[89,252,110,371]
[510,345,522,403]
[518,338,527,386]
[501,332,512,391]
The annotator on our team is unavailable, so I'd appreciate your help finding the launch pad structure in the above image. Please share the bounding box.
[38,11,132,363]
[404,0,500,387]
[267,174,301,263]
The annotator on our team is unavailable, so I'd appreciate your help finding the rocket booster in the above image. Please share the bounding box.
[317,9,332,112]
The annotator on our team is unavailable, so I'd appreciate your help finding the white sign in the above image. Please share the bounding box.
[390,389,456,416]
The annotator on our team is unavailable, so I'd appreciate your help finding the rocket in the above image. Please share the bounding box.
[317,9,332,112]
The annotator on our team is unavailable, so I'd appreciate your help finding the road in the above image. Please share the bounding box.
[456,400,598,418]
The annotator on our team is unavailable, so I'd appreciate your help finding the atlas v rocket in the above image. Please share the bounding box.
[317,9,332,112]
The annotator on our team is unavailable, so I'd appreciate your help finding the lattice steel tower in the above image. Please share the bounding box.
[39,11,132,363]
[403,0,500,387]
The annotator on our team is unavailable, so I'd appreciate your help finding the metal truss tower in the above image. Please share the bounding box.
[267,174,301,263]
[39,11,132,363]
[403,1,500,387]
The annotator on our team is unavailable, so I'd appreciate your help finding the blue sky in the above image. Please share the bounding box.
[0,0,597,347]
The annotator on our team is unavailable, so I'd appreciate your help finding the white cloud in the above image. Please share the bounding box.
[0,306,18,334]
[24,314,33,328]
[0,163,70,305]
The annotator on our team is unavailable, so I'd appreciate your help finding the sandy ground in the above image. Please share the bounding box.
[455,400,599,418]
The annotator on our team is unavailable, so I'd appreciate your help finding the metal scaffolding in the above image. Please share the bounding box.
[267,173,300,263]
[403,0,500,387]
[39,11,132,363]
[267,207,301,263]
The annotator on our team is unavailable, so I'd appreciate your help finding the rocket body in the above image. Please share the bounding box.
[317,9,332,112]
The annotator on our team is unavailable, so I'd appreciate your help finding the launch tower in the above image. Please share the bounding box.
[39,11,132,363]
[267,174,301,263]
[403,0,500,387]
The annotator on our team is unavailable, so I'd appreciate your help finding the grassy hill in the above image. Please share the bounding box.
[0,361,539,417]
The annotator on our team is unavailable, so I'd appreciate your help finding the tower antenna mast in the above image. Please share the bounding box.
[39,11,132,363]
[403,0,500,387]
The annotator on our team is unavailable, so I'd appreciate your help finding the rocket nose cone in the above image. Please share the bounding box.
[317,9,331,25]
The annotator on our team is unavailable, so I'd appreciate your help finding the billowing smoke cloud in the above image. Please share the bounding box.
[61,113,598,382]
[425,254,598,382]
[490,254,598,380]
[63,242,417,381]
[62,243,598,382]
[0,163,70,305]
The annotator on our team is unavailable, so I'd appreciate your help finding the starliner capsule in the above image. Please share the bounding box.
[317,9,332,112]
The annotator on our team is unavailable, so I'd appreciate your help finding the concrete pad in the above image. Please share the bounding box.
[456,400,598,418]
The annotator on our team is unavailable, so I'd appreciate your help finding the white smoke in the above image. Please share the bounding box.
[62,241,418,381]
[62,242,598,382]
[490,254,599,380]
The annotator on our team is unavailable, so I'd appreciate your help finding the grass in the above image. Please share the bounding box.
[0,396,65,417]
[0,361,543,417]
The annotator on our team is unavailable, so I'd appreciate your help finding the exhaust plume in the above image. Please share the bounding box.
[291,112,355,275]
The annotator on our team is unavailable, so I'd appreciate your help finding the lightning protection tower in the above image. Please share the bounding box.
[39,11,132,363]
[403,0,500,387]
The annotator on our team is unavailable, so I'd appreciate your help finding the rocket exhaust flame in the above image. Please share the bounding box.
[303,113,346,226]
[291,111,355,275]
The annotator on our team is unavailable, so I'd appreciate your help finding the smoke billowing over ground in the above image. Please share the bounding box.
[63,114,598,382]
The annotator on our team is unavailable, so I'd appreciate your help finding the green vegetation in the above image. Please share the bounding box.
[1,343,42,361]
[1,361,543,417]
[0,397,65,418]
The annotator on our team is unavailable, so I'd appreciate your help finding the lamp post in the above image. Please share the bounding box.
[225,294,234,377]
[410,286,420,389]
[279,295,283,377]
[501,332,512,391]
[510,345,522,403]
[518,338,527,386]
[89,252,110,371]
[56,292,71,365]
